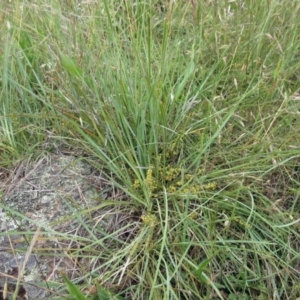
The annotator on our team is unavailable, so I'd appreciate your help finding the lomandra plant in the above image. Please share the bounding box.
[1,0,300,299]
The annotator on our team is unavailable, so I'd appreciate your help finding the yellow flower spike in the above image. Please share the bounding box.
[203,182,217,190]
[141,214,158,227]
[184,174,193,180]
[183,188,190,193]
[165,167,180,182]
[145,168,157,192]
[168,186,177,193]
[192,186,198,193]
[195,185,201,193]
[197,168,205,176]
[133,179,140,190]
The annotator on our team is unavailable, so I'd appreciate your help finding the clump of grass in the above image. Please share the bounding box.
[1,0,300,299]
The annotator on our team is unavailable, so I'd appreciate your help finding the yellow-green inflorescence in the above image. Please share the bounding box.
[133,163,217,197]
[141,214,158,227]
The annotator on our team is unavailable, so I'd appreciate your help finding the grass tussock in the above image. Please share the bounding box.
[1,0,300,299]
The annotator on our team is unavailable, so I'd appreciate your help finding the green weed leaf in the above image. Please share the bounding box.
[61,54,83,78]
[194,258,211,283]
[61,274,87,300]
[174,60,195,99]
[96,285,126,300]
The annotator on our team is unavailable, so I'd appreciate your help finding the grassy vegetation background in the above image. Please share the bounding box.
[1,0,300,299]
